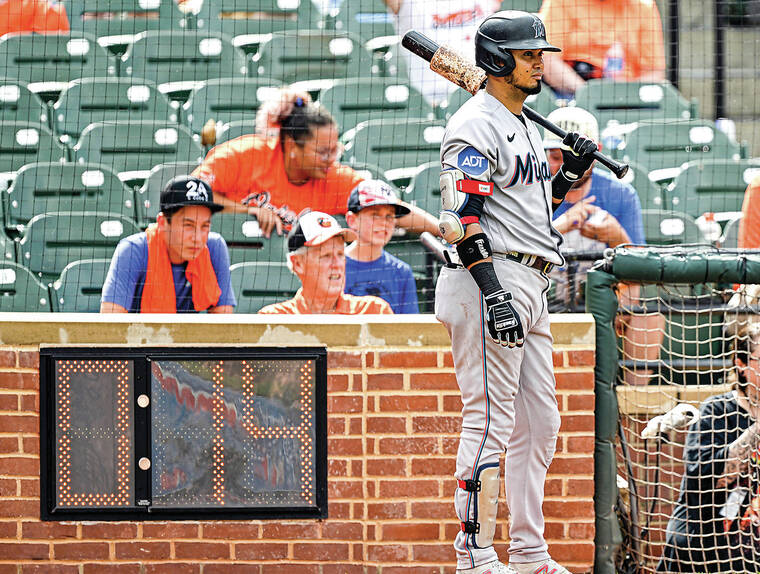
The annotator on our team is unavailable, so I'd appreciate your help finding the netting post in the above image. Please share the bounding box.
[586,268,622,574]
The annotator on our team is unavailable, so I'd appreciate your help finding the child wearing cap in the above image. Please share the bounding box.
[100,176,236,314]
[258,210,393,315]
[343,180,419,314]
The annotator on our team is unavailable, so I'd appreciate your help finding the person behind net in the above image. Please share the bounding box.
[658,324,760,573]
[192,87,438,238]
[258,210,394,315]
[0,0,69,36]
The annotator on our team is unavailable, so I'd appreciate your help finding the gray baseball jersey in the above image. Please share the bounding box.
[441,90,564,266]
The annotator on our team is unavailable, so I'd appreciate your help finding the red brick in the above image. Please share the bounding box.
[0,542,48,559]
[21,437,38,455]
[348,417,362,435]
[19,395,37,412]
[567,478,595,497]
[0,478,15,497]
[544,521,565,539]
[567,436,595,454]
[201,566,260,574]
[559,415,595,433]
[555,372,594,391]
[413,543,456,562]
[175,541,230,560]
[366,458,406,476]
[293,542,349,561]
[351,459,362,476]
[568,350,595,366]
[323,565,365,574]
[567,394,595,412]
[115,541,171,560]
[22,566,78,574]
[545,477,563,497]
[261,522,319,539]
[0,499,37,518]
[0,522,16,538]
[0,566,14,574]
[549,456,594,476]
[376,351,437,368]
[367,373,404,391]
[379,480,439,498]
[411,457,456,476]
[328,395,363,414]
[54,542,109,560]
[542,500,594,519]
[441,437,459,455]
[329,459,348,476]
[328,373,349,392]
[17,352,38,369]
[442,395,462,412]
[379,396,437,412]
[328,351,363,369]
[378,437,437,455]
[22,522,77,540]
[412,415,460,434]
[409,372,458,391]
[19,479,39,497]
[0,414,37,433]
[411,501,451,519]
[567,521,595,540]
[145,565,200,574]
[547,541,595,562]
[81,523,138,539]
[552,351,565,367]
[202,522,257,539]
[0,394,18,411]
[0,457,37,476]
[143,523,199,538]
[250,566,319,574]
[367,502,407,520]
[234,542,288,560]
[329,480,363,498]
[442,353,454,368]
[83,567,154,574]
[328,437,363,456]
[382,523,439,541]
[368,543,409,562]
[382,568,445,574]
[321,521,363,540]
[328,416,346,435]
[0,436,18,453]
[0,351,15,368]
[0,372,38,390]
[367,416,406,434]
[329,501,350,519]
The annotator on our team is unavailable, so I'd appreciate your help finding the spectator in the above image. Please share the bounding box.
[258,210,393,315]
[344,179,419,314]
[538,0,666,97]
[383,0,501,105]
[100,176,235,314]
[739,175,760,249]
[192,87,438,238]
[658,324,760,573]
[0,0,69,35]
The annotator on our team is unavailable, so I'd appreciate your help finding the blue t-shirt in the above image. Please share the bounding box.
[101,232,236,313]
[552,168,646,245]
[344,251,419,314]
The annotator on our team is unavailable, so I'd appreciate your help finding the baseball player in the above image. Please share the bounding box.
[434,11,598,574]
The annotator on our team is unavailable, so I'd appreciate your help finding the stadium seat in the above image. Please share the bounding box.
[0,121,68,188]
[50,258,111,312]
[342,118,446,179]
[0,80,49,127]
[641,209,705,246]
[607,160,664,212]
[332,0,395,43]
[213,120,256,146]
[253,30,373,84]
[136,161,203,224]
[615,119,742,172]
[437,85,559,121]
[0,261,52,312]
[53,77,176,143]
[719,214,741,249]
[4,162,134,235]
[500,0,543,10]
[370,36,409,79]
[664,159,760,218]
[0,33,116,100]
[72,120,204,187]
[318,77,434,135]
[574,80,697,130]
[183,77,282,135]
[214,213,289,265]
[17,211,140,282]
[404,161,440,214]
[229,262,300,313]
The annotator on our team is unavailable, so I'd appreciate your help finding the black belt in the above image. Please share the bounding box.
[494,251,555,274]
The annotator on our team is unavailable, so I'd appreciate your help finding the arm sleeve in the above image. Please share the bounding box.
[208,235,236,308]
[101,238,145,311]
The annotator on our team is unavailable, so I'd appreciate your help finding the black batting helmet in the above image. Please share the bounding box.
[475,11,561,77]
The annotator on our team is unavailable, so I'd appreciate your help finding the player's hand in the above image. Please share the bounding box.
[248,206,283,238]
[484,290,524,348]
[560,132,598,181]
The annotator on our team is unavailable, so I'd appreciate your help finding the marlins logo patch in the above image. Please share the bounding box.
[457,146,489,178]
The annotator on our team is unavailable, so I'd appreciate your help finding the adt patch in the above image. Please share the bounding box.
[457,147,489,178]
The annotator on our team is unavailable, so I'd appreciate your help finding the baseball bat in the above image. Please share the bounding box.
[401,30,630,180]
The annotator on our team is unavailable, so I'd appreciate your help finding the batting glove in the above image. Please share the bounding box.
[484,290,524,348]
[560,132,598,181]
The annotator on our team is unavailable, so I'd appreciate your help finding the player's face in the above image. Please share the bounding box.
[293,236,346,297]
[159,205,212,264]
[509,49,544,95]
[353,205,397,248]
[297,124,342,180]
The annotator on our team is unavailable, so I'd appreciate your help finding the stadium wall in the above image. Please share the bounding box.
[0,314,595,573]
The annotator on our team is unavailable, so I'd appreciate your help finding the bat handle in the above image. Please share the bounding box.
[522,106,629,180]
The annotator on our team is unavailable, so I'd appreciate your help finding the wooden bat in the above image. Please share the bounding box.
[401,30,629,179]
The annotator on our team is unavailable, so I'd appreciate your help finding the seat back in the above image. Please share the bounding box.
[51,258,112,312]
[183,77,281,135]
[66,0,187,37]
[18,211,140,281]
[641,209,705,246]
[54,77,175,140]
[229,261,300,313]
[0,261,52,311]
[318,78,433,135]
[214,213,289,265]
[0,121,67,178]
[333,0,395,43]
[204,0,320,39]
[404,161,440,214]
[136,161,203,224]
[5,162,133,233]
[0,79,49,126]
[720,214,742,249]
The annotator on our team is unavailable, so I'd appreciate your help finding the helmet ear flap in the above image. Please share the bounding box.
[501,51,515,76]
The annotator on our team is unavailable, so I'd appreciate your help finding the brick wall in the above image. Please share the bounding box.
[0,316,595,573]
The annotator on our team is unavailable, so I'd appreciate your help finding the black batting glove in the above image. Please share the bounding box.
[483,290,524,348]
[560,132,598,181]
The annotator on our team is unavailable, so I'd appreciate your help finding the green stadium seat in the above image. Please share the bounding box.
[214,213,289,265]
[253,30,373,84]
[0,261,52,312]
[663,159,760,218]
[438,85,558,121]
[0,121,68,187]
[72,120,204,187]
[403,161,440,214]
[369,35,409,79]
[606,160,664,212]
[641,209,705,246]
[135,161,203,224]
[719,214,741,249]
[214,120,256,146]
[17,211,140,282]
[0,79,49,127]
[53,77,176,143]
[342,118,446,180]
[318,77,434,135]
[183,77,282,135]
[616,119,742,172]
[500,0,543,11]
[229,261,300,313]
[4,162,134,235]
[0,33,116,100]
[50,258,111,312]
[332,0,395,43]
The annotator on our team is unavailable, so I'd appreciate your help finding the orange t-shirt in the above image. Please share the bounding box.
[0,0,70,36]
[539,0,665,81]
[739,176,760,249]
[258,289,393,315]
[192,135,363,229]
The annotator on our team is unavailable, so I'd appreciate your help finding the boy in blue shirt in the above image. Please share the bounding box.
[344,179,420,314]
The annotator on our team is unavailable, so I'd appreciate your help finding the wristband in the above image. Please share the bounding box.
[456,233,492,269]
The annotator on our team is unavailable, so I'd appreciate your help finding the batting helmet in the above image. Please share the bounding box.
[475,11,561,77]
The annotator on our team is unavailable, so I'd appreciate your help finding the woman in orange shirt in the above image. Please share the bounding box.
[193,88,439,238]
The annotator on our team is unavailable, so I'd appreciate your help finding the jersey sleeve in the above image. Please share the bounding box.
[101,236,147,311]
[440,113,497,183]
[207,234,236,308]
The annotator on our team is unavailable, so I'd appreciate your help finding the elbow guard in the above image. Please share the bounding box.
[438,168,493,244]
